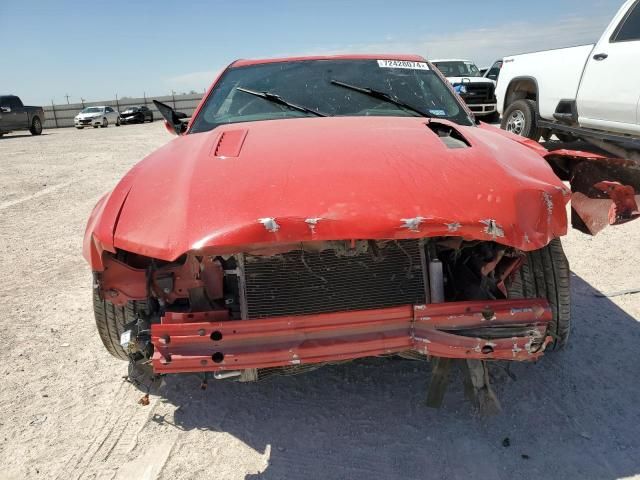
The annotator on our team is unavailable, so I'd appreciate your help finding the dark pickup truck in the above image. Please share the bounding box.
[0,95,44,136]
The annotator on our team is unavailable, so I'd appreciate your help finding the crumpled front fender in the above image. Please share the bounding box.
[82,166,140,270]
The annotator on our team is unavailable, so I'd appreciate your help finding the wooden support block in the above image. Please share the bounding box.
[461,359,501,415]
[426,357,452,408]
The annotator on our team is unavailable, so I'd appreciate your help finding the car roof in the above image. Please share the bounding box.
[431,59,474,63]
[231,53,427,68]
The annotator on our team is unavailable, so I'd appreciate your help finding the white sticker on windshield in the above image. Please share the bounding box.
[377,60,430,70]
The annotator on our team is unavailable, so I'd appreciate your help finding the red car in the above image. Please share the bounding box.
[83,55,638,389]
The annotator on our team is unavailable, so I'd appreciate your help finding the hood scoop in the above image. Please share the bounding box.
[426,121,471,149]
[212,129,248,157]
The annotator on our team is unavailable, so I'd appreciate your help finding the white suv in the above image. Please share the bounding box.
[75,106,121,129]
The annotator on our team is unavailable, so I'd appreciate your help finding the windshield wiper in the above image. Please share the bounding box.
[236,87,327,117]
[330,79,432,118]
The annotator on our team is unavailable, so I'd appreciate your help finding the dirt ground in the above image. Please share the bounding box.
[0,123,639,480]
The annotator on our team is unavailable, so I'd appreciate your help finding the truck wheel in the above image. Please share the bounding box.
[93,289,148,361]
[501,99,540,141]
[29,116,43,135]
[507,238,571,350]
[101,117,108,128]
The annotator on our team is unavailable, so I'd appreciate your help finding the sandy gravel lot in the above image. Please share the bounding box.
[0,123,639,480]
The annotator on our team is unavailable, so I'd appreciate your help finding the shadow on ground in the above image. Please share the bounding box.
[0,133,51,140]
[151,274,640,479]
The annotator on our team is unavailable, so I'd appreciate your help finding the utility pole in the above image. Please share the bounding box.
[171,90,176,109]
[64,94,71,104]
[51,100,58,128]
[115,93,120,112]
[81,98,86,108]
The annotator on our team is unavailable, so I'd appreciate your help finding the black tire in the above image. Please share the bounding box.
[101,117,108,128]
[507,238,571,350]
[76,127,84,129]
[116,117,121,127]
[501,99,540,141]
[29,116,43,135]
[93,289,148,361]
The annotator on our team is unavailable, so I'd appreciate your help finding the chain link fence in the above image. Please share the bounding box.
[43,92,205,129]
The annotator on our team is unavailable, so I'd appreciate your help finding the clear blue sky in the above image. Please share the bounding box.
[1,0,623,105]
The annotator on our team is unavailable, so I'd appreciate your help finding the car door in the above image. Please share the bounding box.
[105,106,115,123]
[10,97,28,128]
[484,61,502,82]
[576,0,640,133]
[0,96,12,131]
[1,97,20,130]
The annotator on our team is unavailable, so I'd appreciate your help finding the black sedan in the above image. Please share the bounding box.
[120,106,153,124]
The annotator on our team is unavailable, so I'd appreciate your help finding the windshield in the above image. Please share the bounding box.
[81,107,102,113]
[433,61,482,78]
[190,59,472,133]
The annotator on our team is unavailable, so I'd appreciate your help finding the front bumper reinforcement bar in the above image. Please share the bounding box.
[151,299,552,374]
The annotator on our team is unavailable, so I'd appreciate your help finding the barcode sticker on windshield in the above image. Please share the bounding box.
[377,60,430,70]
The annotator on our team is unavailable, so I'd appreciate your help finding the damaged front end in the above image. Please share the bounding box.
[544,149,640,235]
[95,237,556,380]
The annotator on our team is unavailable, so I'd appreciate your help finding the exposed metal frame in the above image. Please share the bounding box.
[151,298,553,374]
[235,253,249,320]
[538,119,640,151]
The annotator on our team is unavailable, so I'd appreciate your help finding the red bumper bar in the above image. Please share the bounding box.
[151,299,552,374]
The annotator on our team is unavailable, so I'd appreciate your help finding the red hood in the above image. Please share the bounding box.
[86,117,569,265]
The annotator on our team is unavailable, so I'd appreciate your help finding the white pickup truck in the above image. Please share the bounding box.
[496,0,640,146]
[432,59,499,121]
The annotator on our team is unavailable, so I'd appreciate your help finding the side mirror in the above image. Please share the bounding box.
[153,100,188,135]
[0,106,11,113]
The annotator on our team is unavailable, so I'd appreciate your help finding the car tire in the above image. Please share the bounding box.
[101,117,108,128]
[116,117,121,127]
[29,116,43,135]
[507,238,571,350]
[76,127,84,129]
[501,99,540,141]
[93,289,149,361]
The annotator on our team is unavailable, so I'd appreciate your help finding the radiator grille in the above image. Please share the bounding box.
[462,83,496,103]
[242,240,426,318]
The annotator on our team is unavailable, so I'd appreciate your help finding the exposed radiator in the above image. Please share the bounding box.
[242,240,426,318]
